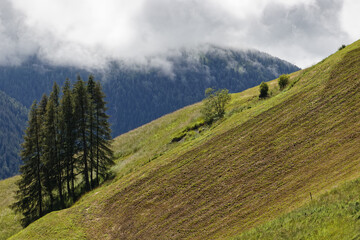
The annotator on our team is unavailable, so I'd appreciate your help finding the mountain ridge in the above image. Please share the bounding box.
[0,46,299,179]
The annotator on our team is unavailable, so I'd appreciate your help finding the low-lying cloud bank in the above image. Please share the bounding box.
[0,0,358,69]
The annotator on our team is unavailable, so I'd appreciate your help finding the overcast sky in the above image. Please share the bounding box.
[1,0,359,69]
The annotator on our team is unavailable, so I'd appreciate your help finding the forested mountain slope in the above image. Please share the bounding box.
[6,39,360,239]
[0,46,299,179]
[103,47,299,135]
[0,91,27,178]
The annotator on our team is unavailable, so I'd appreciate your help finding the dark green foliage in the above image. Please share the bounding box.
[37,94,55,210]
[259,82,269,99]
[87,75,96,188]
[42,98,59,210]
[60,79,76,201]
[339,44,346,51]
[73,76,91,191]
[12,77,113,226]
[201,88,231,123]
[92,81,114,185]
[12,102,43,226]
[42,82,64,208]
[278,74,289,90]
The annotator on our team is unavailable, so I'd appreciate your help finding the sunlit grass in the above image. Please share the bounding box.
[232,178,360,240]
[0,176,22,240]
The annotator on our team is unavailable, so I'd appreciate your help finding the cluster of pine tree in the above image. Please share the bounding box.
[12,75,114,226]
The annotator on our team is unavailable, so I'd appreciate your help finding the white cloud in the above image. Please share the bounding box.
[341,0,360,41]
[0,0,359,69]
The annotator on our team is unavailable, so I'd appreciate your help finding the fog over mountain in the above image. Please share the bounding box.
[0,45,300,179]
[0,0,359,69]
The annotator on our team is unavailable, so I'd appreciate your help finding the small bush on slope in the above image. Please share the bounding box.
[278,74,289,90]
[259,82,269,98]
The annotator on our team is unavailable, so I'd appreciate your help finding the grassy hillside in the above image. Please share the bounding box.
[233,178,360,239]
[0,176,22,240]
[6,39,360,239]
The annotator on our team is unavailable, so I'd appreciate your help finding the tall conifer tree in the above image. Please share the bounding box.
[73,76,91,191]
[87,75,96,188]
[93,81,114,184]
[60,79,76,200]
[38,94,55,210]
[43,83,64,207]
[12,101,43,226]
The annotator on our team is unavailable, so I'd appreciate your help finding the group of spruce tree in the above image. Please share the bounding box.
[12,75,114,226]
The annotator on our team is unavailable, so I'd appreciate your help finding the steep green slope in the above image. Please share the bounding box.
[233,178,360,239]
[0,176,22,240]
[8,39,360,239]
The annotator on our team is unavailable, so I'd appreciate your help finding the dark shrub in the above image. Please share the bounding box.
[259,82,269,99]
[339,44,346,51]
[278,74,289,90]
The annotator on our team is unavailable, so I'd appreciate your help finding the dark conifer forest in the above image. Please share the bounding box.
[12,76,113,226]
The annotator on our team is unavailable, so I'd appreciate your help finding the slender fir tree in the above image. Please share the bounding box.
[73,76,91,191]
[93,81,114,185]
[87,75,96,188]
[42,83,64,208]
[12,101,43,226]
[60,79,76,201]
[37,94,55,210]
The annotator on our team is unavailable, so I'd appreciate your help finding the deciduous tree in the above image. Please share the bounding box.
[201,88,231,123]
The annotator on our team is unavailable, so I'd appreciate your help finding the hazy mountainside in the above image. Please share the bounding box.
[0,91,27,179]
[5,39,360,239]
[0,46,299,136]
[0,46,299,179]
[104,47,299,135]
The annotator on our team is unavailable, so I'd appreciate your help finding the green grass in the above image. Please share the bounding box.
[0,176,22,240]
[9,210,86,240]
[4,39,360,239]
[233,178,360,240]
